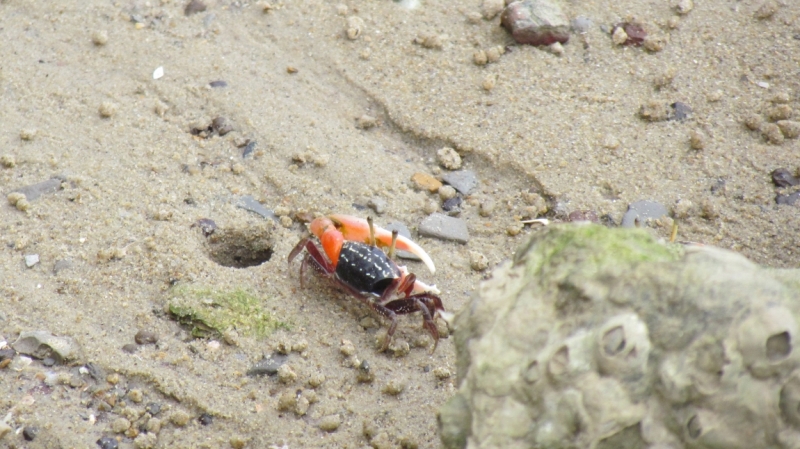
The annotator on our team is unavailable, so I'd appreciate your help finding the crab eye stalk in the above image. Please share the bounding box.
[388,229,398,259]
[367,216,376,247]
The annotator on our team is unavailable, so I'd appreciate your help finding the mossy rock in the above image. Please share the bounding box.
[441,224,800,449]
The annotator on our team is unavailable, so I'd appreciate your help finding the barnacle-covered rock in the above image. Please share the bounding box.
[439,224,800,449]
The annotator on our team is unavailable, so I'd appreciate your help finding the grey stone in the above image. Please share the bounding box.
[11,176,64,201]
[571,16,592,33]
[441,224,800,449]
[621,200,667,227]
[232,195,278,221]
[247,353,288,376]
[419,213,469,243]
[12,331,82,364]
[441,170,478,195]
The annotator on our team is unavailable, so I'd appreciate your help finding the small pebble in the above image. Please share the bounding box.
[501,0,570,46]
[367,197,387,215]
[211,116,233,136]
[99,102,117,118]
[170,411,191,427]
[277,364,297,384]
[24,254,40,268]
[482,74,498,91]
[357,360,374,383]
[441,170,478,195]
[185,0,207,15]
[612,22,646,46]
[437,147,462,170]
[233,195,278,221]
[707,90,723,102]
[419,213,469,243]
[414,33,444,50]
[96,437,119,449]
[479,199,495,217]
[145,417,162,433]
[122,343,138,354]
[469,251,489,271]
[442,196,462,215]
[411,172,442,192]
[92,30,109,45]
[643,34,666,52]
[777,192,800,206]
[669,102,692,121]
[319,415,341,432]
[356,115,378,129]
[111,417,131,434]
[689,130,707,150]
[548,42,564,56]
[209,80,228,88]
[506,222,524,236]
[23,426,39,441]
[485,46,504,63]
[382,379,406,396]
[762,123,785,144]
[772,168,799,188]
[135,330,158,345]
[198,413,213,426]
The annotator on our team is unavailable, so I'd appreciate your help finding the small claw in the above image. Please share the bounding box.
[329,214,436,274]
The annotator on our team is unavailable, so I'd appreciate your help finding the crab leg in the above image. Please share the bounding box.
[329,214,436,274]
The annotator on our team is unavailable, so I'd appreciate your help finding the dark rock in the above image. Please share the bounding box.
[442,196,463,215]
[134,330,158,345]
[501,0,570,46]
[621,200,667,228]
[199,413,213,426]
[85,362,106,381]
[247,353,288,376]
[772,168,800,188]
[441,170,478,195]
[122,343,138,354]
[184,0,207,16]
[419,213,470,243]
[209,80,227,88]
[96,437,119,449]
[23,426,39,441]
[612,22,646,46]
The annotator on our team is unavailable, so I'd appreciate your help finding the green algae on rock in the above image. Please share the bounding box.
[168,286,289,339]
[440,224,800,449]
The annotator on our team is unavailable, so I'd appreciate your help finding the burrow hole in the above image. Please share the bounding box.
[202,223,274,268]
[767,331,792,362]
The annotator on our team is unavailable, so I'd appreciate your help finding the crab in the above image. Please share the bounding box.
[288,214,445,351]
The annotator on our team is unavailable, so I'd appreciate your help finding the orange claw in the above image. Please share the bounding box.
[328,214,436,274]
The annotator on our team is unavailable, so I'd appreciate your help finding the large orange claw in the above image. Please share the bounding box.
[328,214,436,274]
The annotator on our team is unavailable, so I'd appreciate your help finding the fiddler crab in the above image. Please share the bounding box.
[289,214,446,352]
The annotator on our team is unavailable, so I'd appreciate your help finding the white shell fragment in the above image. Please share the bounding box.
[153,66,164,80]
